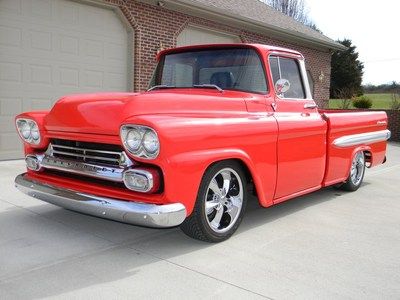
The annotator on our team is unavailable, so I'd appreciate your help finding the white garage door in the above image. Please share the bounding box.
[177,26,241,47]
[0,0,130,160]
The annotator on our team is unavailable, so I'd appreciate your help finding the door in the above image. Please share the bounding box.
[0,0,131,160]
[269,55,327,201]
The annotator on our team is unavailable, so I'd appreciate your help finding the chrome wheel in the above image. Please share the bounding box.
[204,168,243,234]
[350,152,365,186]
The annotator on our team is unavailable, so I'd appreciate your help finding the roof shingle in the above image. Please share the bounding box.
[172,0,344,50]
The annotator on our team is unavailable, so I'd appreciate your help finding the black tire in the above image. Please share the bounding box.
[180,160,248,242]
[337,151,366,192]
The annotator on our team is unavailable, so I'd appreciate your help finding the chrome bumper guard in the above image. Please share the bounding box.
[15,173,187,228]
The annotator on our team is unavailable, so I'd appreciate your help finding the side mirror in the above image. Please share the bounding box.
[275,78,290,95]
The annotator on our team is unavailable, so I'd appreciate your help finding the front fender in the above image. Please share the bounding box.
[163,148,273,215]
[122,113,278,214]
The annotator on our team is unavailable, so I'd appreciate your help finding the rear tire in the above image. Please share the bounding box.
[180,161,247,242]
[337,151,366,191]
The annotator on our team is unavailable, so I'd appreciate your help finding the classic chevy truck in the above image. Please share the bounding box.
[15,44,390,242]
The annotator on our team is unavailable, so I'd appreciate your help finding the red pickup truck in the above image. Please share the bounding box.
[15,44,390,242]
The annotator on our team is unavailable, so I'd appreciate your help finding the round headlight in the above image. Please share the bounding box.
[20,121,31,139]
[16,118,41,145]
[120,125,160,159]
[126,129,142,152]
[31,122,40,141]
[143,130,159,154]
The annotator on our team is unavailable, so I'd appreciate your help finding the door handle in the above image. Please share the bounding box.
[304,103,318,109]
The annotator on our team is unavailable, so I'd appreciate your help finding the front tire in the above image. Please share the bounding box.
[337,151,366,191]
[180,161,248,242]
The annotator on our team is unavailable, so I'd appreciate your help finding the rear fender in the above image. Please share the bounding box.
[343,145,372,180]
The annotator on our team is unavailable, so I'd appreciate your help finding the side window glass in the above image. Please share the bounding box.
[269,56,280,86]
[307,70,314,98]
[269,56,306,99]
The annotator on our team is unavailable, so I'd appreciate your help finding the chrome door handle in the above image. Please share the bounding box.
[304,103,318,109]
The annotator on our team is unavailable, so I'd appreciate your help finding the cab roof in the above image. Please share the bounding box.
[157,43,303,60]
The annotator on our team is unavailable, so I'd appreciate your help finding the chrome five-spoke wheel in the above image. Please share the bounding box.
[205,168,243,234]
[180,161,248,242]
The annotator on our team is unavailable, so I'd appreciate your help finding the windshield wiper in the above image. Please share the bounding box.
[193,84,223,92]
[147,85,176,92]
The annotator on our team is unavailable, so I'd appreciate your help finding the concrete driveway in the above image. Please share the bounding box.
[1,144,399,299]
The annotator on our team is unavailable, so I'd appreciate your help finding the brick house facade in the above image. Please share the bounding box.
[0,0,345,159]
[105,0,340,107]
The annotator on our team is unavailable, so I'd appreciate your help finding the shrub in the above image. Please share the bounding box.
[353,96,372,109]
[391,94,400,110]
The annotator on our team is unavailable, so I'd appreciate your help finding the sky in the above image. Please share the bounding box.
[304,0,400,85]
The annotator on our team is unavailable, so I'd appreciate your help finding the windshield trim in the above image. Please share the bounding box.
[149,46,269,95]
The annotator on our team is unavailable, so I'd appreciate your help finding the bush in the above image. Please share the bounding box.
[353,96,372,109]
[391,94,400,110]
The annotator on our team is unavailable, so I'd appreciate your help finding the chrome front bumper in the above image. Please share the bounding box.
[15,173,187,228]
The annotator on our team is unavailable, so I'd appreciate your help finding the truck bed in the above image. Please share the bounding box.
[320,110,389,186]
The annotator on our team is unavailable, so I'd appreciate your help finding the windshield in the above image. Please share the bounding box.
[149,48,268,94]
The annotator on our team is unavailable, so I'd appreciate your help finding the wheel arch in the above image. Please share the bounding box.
[204,157,266,207]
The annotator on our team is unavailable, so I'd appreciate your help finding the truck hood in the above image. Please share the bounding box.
[44,90,248,135]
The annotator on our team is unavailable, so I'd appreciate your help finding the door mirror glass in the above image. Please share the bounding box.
[275,78,290,95]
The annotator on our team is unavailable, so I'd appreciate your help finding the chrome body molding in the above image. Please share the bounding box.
[15,173,187,228]
[333,130,391,148]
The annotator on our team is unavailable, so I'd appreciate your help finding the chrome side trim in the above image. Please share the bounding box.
[333,130,391,148]
[15,173,187,228]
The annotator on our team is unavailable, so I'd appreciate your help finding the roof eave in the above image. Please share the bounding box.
[138,0,346,51]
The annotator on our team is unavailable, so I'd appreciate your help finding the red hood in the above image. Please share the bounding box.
[44,90,248,135]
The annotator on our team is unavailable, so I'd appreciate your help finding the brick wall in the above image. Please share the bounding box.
[386,110,400,141]
[106,0,332,106]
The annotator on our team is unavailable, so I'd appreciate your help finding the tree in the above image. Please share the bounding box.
[263,0,320,30]
[268,0,308,23]
[330,39,364,99]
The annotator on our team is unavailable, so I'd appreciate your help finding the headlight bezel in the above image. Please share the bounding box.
[120,125,160,159]
[15,118,41,145]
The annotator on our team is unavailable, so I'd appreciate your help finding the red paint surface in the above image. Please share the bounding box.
[16,44,389,216]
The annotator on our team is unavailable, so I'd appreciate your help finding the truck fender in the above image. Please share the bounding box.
[166,148,270,214]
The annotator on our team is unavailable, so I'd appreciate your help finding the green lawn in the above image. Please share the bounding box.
[329,93,394,109]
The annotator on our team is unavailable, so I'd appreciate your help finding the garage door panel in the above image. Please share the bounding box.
[0,0,130,159]
[0,132,22,151]
[0,0,22,14]
[0,98,23,116]
[177,26,241,46]
[0,115,16,130]
[31,0,53,20]
[59,35,79,55]
[59,67,79,87]
[0,62,23,83]
[0,25,22,47]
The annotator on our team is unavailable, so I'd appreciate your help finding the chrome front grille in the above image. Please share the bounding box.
[50,139,128,167]
[35,139,134,182]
